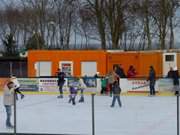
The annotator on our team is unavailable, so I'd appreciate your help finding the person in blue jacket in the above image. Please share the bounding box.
[147,66,156,96]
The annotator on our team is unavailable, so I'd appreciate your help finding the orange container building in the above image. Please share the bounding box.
[28,50,179,78]
[28,50,107,77]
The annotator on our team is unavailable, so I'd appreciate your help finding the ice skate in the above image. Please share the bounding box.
[57,95,63,98]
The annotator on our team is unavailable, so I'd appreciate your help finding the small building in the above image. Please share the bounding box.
[27,50,180,78]
[28,50,107,77]
[0,57,27,77]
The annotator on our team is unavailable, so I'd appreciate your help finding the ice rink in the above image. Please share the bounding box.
[0,94,177,135]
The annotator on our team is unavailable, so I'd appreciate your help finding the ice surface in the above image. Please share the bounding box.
[0,94,177,135]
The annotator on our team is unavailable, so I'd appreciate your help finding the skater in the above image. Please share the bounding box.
[110,81,122,107]
[78,78,86,103]
[100,77,107,94]
[108,67,119,96]
[167,67,174,78]
[172,67,179,95]
[57,68,66,98]
[147,66,156,96]
[69,85,78,105]
[3,81,15,128]
[10,75,24,100]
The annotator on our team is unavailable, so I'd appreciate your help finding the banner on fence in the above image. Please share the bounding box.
[39,78,68,92]
[18,78,39,91]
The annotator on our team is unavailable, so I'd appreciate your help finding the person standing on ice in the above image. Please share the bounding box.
[68,85,78,105]
[107,69,119,96]
[78,78,86,102]
[10,75,24,100]
[3,81,15,128]
[57,68,66,98]
[110,81,122,107]
[167,67,174,78]
[147,66,156,96]
[172,67,179,95]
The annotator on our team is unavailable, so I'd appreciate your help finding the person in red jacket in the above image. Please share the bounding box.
[127,65,137,78]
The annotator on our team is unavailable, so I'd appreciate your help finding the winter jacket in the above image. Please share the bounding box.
[148,69,156,82]
[112,84,121,95]
[116,67,126,78]
[101,78,107,88]
[11,78,20,88]
[172,71,179,86]
[57,72,65,85]
[3,86,14,106]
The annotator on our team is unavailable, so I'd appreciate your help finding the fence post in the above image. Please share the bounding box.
[14,92,17,135]
[177,94,179,135]
[91,93,95,135]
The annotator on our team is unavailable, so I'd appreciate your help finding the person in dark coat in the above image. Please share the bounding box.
[167,67,174,78]
[172,67,179,95]
[115,65,126,78]
[110,81,122,107]
[57,68,66,98]
[147,66,156,96]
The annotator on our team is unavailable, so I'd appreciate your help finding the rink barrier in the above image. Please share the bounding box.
[0,77,179,94]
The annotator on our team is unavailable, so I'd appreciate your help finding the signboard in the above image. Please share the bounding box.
[83,77,97,88]
[158,79,174,91]
[60,61,73,76]
[120,79,158,92]
[18,78,39,91]
[39,78,68,92]
[128,79,149,92]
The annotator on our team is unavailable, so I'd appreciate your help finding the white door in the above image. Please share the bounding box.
[35,61,52,77]
[163,53,177,77]
[81,62,97,76]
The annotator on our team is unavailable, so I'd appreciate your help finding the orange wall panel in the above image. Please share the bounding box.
[177,53,180,72]
[107,52,162,78]
[28,50,107,77]
[107,52,140,76]
[139,52,162,77]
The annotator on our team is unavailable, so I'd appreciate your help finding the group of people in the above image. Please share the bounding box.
[56,68,86,105]
[147,65,180,96]
[3,75,25,128]
[3,66,179,129]
[100,64,136,94]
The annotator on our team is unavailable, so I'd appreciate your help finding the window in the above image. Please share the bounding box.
[165,55,174,62]
[35,61,52,77]
[81,62,97,76]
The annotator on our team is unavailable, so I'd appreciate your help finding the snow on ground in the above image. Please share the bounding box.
[0,94,177,135]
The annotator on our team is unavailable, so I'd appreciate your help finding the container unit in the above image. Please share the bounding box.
[107,51,163,78]
[28,50,107,77]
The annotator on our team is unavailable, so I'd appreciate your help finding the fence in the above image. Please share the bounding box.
[0,77,179,135]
